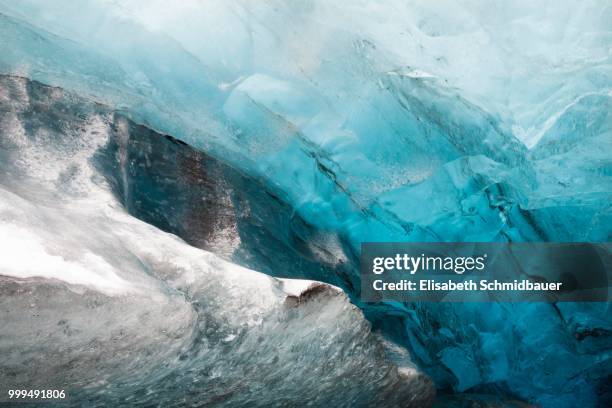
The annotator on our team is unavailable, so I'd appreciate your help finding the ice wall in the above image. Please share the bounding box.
[0,75,434,406]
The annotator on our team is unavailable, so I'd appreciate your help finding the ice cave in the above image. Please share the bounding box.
[0,1,610,407]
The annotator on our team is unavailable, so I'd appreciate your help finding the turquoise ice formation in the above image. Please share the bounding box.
[0,1,610,406]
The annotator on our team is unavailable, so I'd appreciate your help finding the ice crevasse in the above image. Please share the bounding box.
[0,1,610,407]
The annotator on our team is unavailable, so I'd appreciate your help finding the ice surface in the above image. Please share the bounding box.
[0,1,611,406]
[0,75,433,406]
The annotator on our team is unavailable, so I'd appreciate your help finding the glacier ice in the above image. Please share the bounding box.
[0,0,611,406]
[0,75,433,406]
